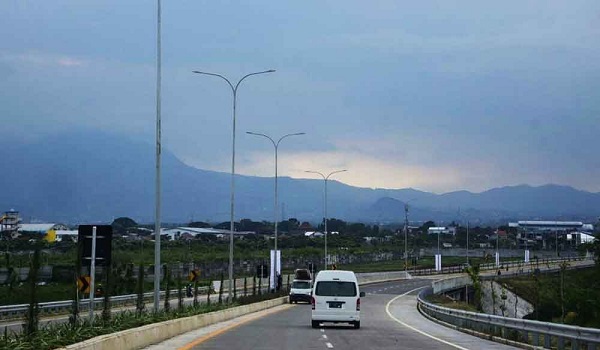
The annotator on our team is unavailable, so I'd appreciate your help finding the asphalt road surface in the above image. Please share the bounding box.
[145,278,520,350]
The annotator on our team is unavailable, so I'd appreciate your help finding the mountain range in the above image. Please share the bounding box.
[1,130,599,226]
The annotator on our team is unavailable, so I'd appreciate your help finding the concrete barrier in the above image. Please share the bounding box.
[61,296,288,350]
[357,271,410,285]
[432,275,471,294]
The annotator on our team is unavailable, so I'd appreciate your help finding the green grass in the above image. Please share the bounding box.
[425,293,479,312]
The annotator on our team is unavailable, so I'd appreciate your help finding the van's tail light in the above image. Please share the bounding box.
[311,296,315,310]
[356,298,361,311]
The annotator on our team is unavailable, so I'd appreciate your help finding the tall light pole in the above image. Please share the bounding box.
[403,198,416,275]
[305,169,347,270]
[153,0,162,312]
[246,131,305,252]
[193,69,275,301]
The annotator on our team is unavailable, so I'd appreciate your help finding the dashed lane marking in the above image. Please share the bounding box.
[178,304,294,350]
[322,334,328,339]
[326,342,334,348]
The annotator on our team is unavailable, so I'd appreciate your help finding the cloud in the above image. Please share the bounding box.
[1,52,87,68]
[58,57,84,67]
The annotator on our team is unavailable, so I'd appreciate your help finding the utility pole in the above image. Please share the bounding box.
[404,203,409,274]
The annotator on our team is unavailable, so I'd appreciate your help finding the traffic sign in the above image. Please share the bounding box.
[77,275,91,294]
[78,225,113,267]
[188,269,200,282]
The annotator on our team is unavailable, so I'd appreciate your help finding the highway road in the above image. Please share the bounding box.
[145,279,519,350]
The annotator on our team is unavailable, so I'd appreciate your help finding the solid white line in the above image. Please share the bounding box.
[385,287,470,350]
[326,342,334,348]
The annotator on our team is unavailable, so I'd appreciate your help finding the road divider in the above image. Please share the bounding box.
[60,296,289,350]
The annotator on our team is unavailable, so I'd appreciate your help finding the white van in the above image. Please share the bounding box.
[311,270,365,329]
[289,279,312,303]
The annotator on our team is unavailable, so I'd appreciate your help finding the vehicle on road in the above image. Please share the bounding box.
[294,268,312,281]
[311,270,365,329]
[289,279,312,303]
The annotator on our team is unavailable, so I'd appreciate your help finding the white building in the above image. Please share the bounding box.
[304,231,324,238]
[427,227,457,236]
[161,227,253,240]
[19,223,68,234]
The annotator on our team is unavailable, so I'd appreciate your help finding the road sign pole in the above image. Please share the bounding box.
[76,277,80,321]
[89,226,97,321]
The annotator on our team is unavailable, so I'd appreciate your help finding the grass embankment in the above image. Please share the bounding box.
[425,293,479,312]
[501,266,600,328]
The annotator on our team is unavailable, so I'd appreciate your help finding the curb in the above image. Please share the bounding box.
[61,296,288,350]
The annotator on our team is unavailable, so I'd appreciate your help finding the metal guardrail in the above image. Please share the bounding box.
[0,287,209,320]
[417,258,600,350]
[410,256,585,276]
[0,273,296,321]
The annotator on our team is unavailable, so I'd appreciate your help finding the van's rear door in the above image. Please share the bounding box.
[314,280,357,315]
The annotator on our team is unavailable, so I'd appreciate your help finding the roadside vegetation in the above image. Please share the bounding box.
[0,250,289,350]
[501,266,600,328]
[0,216,569,305]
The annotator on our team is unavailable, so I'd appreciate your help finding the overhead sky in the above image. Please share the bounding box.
[2,1,599,193]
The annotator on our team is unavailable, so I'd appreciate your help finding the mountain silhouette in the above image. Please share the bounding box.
[1,130,599,225]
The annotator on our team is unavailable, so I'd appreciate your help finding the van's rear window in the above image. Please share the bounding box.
[292,281,311,289]
[315,281,356,297]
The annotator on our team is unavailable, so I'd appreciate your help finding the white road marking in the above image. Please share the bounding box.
[322,335,328,339]
[385,286,470,350]
[320,328,324,333]
[326,342,334,348]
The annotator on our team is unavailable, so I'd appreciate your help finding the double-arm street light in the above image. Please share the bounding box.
[193,69,275,301]
[304,169,347,270]
[246,132,305,253]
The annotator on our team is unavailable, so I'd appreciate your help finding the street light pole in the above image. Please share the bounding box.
[404,204,408,275]
[193,69,275,301]
[246,131,305,277]
[153,0,162,312]
[305,169,347,270]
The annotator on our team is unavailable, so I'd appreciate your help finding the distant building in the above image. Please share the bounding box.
[161,227,253,240]
[508,220,595,249]
[304,231,324,238]
[19,223,69,234]
[427,227,457,236]
[50,230,78,242]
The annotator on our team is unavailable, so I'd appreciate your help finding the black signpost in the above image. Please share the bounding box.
[78,225,113,321]
[78,225,113,267]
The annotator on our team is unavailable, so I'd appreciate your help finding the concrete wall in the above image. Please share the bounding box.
[432,276,472,294]
[480,279,533,318]
[0,266,52,283]
[357,271,409,284]
[61,297,289,350]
